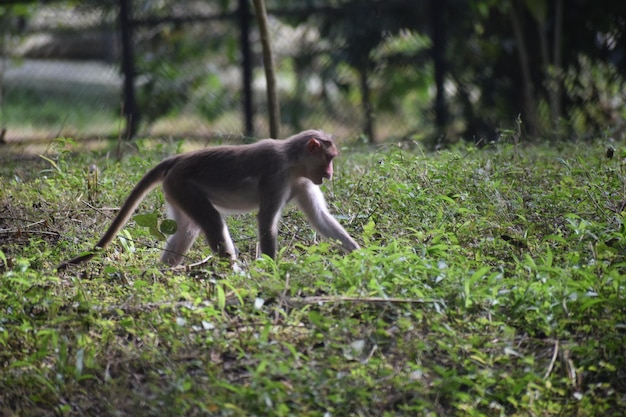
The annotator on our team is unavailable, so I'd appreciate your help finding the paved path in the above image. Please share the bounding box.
[2,59,121,86]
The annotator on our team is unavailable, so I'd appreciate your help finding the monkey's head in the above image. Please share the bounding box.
[305,136,338,185]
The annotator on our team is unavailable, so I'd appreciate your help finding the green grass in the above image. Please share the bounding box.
[2,80,123,139]
[1,137,626,416]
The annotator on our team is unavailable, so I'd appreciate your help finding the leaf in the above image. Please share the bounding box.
[75,348,84,378]
[524,0,548,23]
[256,359,268,374]
[343,339,366,361]
[148,225,164,240]
[469,266,491,283]
[118,229,135,253]
[216,285,226,311]
[103,265,118,275]
[362,219,377,243]
[133,213,158,228]
[38,154,62,174]
[308,310,327,330]
[160,219,178,235]
[133,279,149,289]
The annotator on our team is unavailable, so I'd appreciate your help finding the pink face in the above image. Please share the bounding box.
[307,136,338,184]
[324,159,334,180]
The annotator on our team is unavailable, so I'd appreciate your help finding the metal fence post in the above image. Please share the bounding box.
[431,0,447,133]
[239,0,254,138]
[119,0,138,139]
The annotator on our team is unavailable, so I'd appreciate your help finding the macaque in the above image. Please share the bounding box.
[58,130,359,270]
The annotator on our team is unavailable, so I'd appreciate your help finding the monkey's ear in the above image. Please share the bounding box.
[306,138,322,154]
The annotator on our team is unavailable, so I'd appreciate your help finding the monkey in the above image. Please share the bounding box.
[58,130,360,270]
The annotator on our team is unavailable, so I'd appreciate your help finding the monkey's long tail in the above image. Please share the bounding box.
[57,160,174,270]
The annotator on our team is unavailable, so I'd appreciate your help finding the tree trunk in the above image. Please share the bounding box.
[531,0,563,135]
[550,0,563,133]
[252,0,280,139]
[509,1,540,138]
[238,0,254,138]
[359,68,375,143]
[119,0,139,140]
[431,0,447,135]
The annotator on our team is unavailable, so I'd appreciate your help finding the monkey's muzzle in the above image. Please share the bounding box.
[324,161,334,180]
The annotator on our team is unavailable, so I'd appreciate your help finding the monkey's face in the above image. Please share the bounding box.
[306,137,338,184]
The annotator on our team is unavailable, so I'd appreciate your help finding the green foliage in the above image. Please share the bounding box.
[133,212,178,240]
[563,55,626,139]
[133,2,239,126]
[4,1,624,143]
[2,138,626,415]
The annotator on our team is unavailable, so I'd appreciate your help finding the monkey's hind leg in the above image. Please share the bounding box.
[161,202,200,266]
[164,184,237,261]
[198,209,236,261]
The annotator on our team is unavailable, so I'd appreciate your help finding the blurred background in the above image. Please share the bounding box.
[0,0,624,147]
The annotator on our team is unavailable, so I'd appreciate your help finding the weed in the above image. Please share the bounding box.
[1,138,625,415]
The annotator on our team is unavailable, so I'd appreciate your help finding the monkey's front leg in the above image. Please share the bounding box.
[294,180,360,253]
[257,205,284,259]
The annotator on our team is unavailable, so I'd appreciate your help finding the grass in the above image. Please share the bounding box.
[2,80,124,140]
[1,136,626,416]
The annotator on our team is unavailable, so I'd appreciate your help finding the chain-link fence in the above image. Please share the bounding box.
[1,3,122,142]
[1,0,430,145]
[2,1,626,146]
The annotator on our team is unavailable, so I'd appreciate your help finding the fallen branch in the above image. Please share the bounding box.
[283,296,436,307]
[543,339,559,380]
[0,219,61,237]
